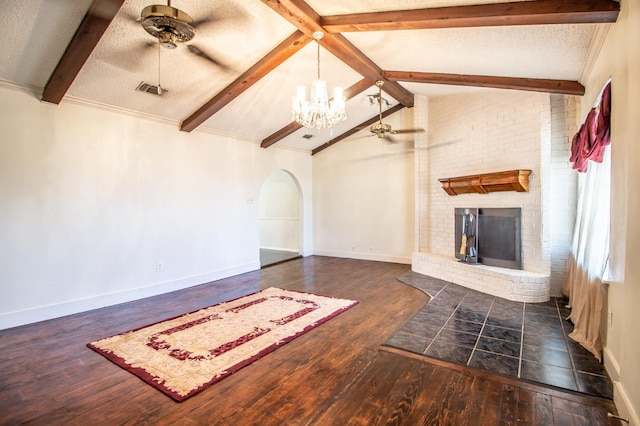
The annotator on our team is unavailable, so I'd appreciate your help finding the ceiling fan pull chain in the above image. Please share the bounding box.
[158,42,161,88]
[379,82,383,124]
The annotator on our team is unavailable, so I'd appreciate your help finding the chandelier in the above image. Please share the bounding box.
[292,31,347,129]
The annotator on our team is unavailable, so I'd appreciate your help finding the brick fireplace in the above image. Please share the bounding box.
[412,91,578,302]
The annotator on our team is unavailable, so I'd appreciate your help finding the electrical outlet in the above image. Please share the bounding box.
[156,262,163,272]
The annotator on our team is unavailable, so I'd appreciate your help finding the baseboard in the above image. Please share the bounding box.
[312,249,411,264]
[259,246,299,253]
[0,261,260,330]
[604,346,640,425]
[603,346,621,381]
[613,381,640,426]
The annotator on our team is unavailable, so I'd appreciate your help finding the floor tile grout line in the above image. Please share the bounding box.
[422,288,469,357]
[432,283,449,299]
[556,296,581,392]
[466,296,494,366]
[518,302,526,379]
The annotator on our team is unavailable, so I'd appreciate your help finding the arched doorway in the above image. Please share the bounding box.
[258,169,303,267]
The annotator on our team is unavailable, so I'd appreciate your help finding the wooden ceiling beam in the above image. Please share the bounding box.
[260,122,304,150]
[42,0,124,104]
[260,0,414,108]
[323,34,414,107]
[321,0,620,33]
[261,78,374,148]
[181,31,311,132]
[384,70,585,95]
[311,104,405,156]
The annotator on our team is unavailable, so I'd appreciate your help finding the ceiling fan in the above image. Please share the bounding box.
[131,1,231,70]
[369,80,424,142]
[125,1,235,96]
[139,1,195,49]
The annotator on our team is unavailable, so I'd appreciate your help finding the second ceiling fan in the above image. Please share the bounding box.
[369,80,424,142]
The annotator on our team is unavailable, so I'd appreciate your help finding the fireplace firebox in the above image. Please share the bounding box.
[454,207,522,270]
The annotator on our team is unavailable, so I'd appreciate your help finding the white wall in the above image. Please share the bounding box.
[312,108,415,264]
[584,1,640,423]
[259,169,301,252]
[0,85,313,329]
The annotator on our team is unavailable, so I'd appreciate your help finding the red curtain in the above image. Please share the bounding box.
[570,82,611,172]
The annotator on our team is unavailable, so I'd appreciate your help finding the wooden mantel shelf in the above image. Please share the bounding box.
[438,169,532,196]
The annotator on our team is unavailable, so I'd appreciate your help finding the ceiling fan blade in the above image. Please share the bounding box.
[393,128,426,135]
[383,134,420,145]
[191,16,215,28]
[186,44,233,72]
[103,41,156,72]
[350,133,376,141]
[141,40,158,51]
[122,9,140,25]
[192,3,250,30]
[89,1,127,21]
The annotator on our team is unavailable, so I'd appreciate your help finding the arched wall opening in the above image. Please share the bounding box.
[258,169,303,267]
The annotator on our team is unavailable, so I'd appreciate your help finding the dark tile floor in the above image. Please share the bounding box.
[384,271,613,399]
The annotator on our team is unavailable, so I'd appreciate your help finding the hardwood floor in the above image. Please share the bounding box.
[0,257,618,425]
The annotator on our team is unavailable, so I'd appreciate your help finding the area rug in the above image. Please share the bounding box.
[87,287,358,401]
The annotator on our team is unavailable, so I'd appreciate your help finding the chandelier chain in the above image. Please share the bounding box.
[316,42,320,80]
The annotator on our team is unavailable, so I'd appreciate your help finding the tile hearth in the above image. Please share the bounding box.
[385,271,613,399]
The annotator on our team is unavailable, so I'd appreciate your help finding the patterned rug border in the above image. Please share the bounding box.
[87,287,358,401]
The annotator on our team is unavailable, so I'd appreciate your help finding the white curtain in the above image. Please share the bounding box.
[562,145,611,361]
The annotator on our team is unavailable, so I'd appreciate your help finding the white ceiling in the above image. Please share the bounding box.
[0,0,601,152]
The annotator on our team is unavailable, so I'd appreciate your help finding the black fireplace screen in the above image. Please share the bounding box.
[455,207,522,270]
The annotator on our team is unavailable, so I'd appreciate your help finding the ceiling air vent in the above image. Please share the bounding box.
[136,82,167,96]
[302,134,314,139]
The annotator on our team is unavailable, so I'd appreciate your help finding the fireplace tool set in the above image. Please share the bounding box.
[459,212,477,263]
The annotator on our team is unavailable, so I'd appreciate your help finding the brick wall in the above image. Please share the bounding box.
[549,95,579,296]
[413,90,578,300]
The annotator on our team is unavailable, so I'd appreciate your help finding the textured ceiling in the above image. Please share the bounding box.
[345,24,596,80]
[0,0,607,152]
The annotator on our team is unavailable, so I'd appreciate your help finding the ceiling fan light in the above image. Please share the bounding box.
[370,122,392,135]
[157,31,178,49]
